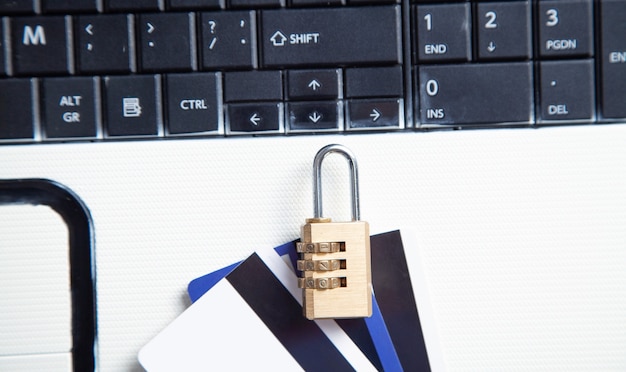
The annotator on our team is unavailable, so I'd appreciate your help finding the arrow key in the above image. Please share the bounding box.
[347,99,403,130]
[227,103,282,134]
[287,101,340,132]
[287,69,340,100]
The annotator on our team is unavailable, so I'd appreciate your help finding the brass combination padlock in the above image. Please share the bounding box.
[297,144,372,320]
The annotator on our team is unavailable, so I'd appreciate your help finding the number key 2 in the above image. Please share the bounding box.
[476,1,531,60]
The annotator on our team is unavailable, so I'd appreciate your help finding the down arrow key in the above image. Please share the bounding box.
[308,111,322,123]
[287,102,339,132]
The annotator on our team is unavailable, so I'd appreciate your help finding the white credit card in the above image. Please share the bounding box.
[139,246,377,371]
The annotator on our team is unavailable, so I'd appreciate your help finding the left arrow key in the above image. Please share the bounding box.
[227,103,282,134]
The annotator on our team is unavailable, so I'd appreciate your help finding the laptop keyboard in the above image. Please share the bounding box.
[0,0,624,143]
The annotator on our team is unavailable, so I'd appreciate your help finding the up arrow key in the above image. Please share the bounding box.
[308,79,321,91]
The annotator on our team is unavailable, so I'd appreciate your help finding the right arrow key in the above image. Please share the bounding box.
[347,99,403,130]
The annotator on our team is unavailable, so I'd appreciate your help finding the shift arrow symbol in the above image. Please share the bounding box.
[308,79,321,91]
[370,108,381,122]
[250,113,261,126]
[308,111,322,123]
[270,31,287,47]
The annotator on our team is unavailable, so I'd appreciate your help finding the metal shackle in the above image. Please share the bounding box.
[312,144,360,221]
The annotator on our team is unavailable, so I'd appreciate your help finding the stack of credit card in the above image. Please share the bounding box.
[139,230,437,371]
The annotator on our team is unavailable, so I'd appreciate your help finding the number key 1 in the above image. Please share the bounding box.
[415,3,471,63]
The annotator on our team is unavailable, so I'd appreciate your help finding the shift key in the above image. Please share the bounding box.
[261,6,401,68]
[418,63,533,126]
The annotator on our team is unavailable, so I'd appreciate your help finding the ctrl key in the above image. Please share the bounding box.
[165,73,221,135]
[0,79,35,140]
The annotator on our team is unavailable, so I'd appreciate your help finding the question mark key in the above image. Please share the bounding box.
[200,11,255,69]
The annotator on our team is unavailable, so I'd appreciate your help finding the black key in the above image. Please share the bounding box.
[287,101,339,132]
[0,79,34,140]
[347,99,402,130]
[415,3,471,62]
[76,15,132,74]
[168,0,221,9]
[418,63,532,126]
[349,0,396,4]
[42,0,98,13]
[42,77,98,139]
[476,1,531,60]
[0,1,35,15]
[538,0,593,58]
[291,0,341,6]
[224,71,282,102]
[105,0,160,11]
[287,69,339,101]
[104,75,160,137]
[165,73,220,134]
[600,0,626,119]
[230,0,282,8]
[345,66,403,98]
[0,21,6,76]
[227,103,281,133]
[139,13,194,72]
[261,6,401,68]
[200,11,255,70]
[11,16,70,76]
[539,59,594,122]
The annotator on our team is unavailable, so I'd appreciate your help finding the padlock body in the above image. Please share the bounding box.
[300,220,371,319]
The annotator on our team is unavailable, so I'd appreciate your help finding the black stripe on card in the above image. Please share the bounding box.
[227,253,354,371]
[371,230,431,371]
